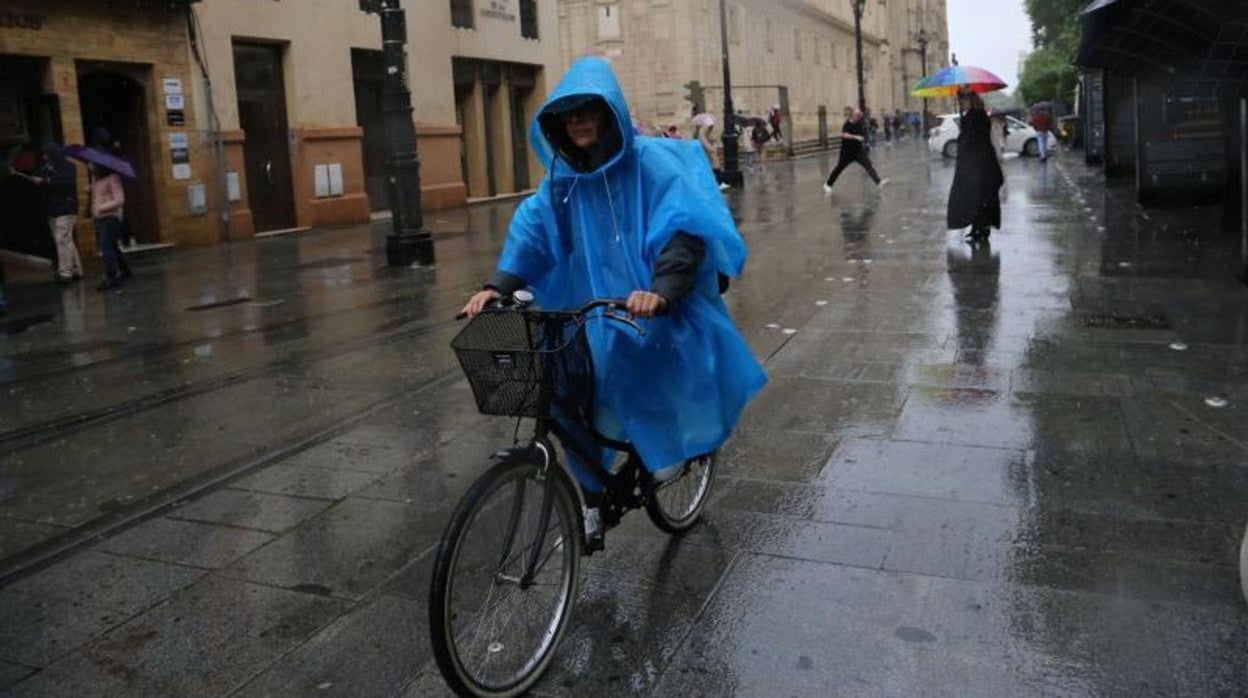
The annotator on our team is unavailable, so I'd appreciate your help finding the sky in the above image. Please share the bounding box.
[946,0,1034,93]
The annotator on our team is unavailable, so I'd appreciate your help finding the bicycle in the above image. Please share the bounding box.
[429,292,718,697]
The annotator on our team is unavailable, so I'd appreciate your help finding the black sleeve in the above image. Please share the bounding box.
[485,270,527,296]
[651,232,707,303]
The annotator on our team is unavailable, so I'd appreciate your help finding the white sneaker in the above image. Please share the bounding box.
[718,182,732,191]
[878,178,890,188]
[822,183,833,194]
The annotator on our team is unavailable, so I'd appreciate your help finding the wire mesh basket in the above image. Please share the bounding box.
[451,310,595,418]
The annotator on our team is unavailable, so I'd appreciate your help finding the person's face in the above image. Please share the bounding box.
[852,110,863,122]
[565,102,606,149]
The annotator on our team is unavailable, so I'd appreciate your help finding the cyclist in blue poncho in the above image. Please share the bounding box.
[462,58,766,490]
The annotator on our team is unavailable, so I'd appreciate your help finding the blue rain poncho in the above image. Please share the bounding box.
[496,58,766,485]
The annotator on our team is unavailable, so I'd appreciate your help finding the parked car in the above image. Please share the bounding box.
[928,113,1042,159]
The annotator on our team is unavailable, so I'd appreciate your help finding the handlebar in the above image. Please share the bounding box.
[456,294,649,335]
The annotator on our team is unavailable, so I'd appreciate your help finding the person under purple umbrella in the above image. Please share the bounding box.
[89,162,131,290]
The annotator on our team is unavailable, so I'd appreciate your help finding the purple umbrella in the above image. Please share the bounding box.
[64,145,137,180]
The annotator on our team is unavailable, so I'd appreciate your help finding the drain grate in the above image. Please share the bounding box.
[185,297,252,311]
[1082,313,1170,330]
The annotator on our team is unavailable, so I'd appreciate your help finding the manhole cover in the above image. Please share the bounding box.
[1082,313,1170,330]
[298,257,364,270]
[186,297,252,311]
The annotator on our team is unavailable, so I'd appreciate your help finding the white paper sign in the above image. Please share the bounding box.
[165,94,185,110]
[188,183,206,214]
[225,171,241,202]
[172,163,192,180]
[313,164,330,198]
[328,163,344,196]
[168,133,188,149]
[162,78,183,95]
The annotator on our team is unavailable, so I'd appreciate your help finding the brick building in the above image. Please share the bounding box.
[0,0,205,259]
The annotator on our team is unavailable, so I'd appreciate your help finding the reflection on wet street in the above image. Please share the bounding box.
[2,145,1246,695]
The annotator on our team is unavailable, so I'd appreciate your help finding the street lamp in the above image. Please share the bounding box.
[852,0,867,112]
[360,0,435,267]
[718,0,743,188]
[916,27,929,133]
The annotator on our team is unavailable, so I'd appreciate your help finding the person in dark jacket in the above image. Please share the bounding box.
[823,109,888,192]
[31,144,83,283]
[947,91,1004,242]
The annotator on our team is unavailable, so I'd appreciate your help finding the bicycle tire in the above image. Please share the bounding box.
[429,454,582,697]
[644,452,717,534]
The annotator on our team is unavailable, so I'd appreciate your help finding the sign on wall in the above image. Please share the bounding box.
[480,0,515,21]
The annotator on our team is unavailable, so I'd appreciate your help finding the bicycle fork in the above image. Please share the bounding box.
[494,447,563,589]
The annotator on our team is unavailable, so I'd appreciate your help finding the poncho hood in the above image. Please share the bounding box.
[532,57,632,178]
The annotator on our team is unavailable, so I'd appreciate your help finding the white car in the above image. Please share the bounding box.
[928,113,1043,159]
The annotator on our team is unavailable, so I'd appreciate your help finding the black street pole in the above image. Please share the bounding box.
[917,29,929,134]
[361,0,434,267]
[853,0,867,112]
[718,0,743,188]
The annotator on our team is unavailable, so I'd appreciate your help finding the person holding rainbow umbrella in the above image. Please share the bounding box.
[913,64,1009,242]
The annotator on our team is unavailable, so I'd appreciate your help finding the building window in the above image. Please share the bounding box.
[520,0,538,39]
[765,18,773,53]
[814,38,821,65]
[727,5,740,44]
[597,3,620,40]
[451,0,473,29]
[794,29,802,60]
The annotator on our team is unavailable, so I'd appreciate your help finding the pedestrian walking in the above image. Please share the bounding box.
[460,56,765,492]
[1030,107,1054,161]
[89,163,131,290]
[768,105,783,142]
[692,110,730,190]
[30,144,83,283]
[823,109,889,193]
[745,118,770,172]
[947,91,1004,242]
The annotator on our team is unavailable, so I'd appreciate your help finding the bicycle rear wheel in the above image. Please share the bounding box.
[429,455,582,697]
[645,452,717,534]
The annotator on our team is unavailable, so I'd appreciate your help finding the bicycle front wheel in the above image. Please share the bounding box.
[645,452,717,534]
[429,454,582,697]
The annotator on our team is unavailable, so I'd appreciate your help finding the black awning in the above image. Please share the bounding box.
[1077,0,1248,96]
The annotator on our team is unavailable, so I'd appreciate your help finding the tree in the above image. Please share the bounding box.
[1018,0,1084,108]
[1018,47,1079,106]
[1024,0,1087,49]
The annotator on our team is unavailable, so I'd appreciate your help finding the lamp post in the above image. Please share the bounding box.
[360,0,434,267]
[718,0,743,188]
[916,27,929,133]
[852,0,867,112]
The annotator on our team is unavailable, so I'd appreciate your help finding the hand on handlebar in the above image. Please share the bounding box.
[460,289,501,319]
[626,291,667,319]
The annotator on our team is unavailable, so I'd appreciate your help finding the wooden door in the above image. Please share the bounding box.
[233,43,295,232]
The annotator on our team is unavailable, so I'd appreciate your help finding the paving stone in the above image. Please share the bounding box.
[99,517,276,569]
[0,552,204,666]
[7,577,349,697]
[0,660,35,691]
[229,463,384,501]
[169,489,333,534]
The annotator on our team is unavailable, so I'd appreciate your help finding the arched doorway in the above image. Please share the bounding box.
[77,66,159,245]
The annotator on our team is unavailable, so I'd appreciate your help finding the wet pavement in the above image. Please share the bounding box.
[1,143,1246,696]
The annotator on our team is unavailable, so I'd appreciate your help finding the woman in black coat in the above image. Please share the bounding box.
[947,91,1004,242]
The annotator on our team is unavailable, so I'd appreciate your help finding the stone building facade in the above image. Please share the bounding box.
[885,0,953,122]
[557,0,951,139]
[0,0,562,258]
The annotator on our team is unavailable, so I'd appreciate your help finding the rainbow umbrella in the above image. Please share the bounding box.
[911,65,1007,98]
